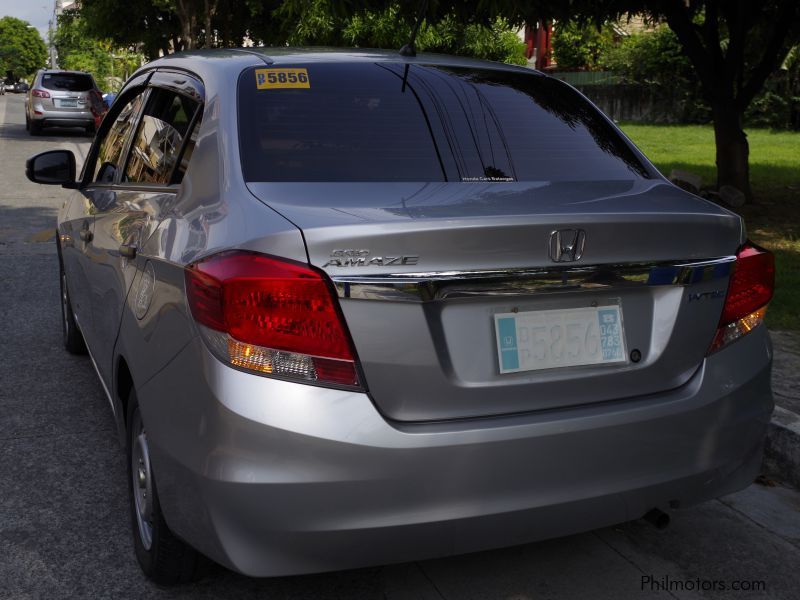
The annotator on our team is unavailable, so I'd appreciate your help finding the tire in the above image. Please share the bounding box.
[29,120,42,136]
[59,258,87,354]
[85,123,95,136]
[25,115,29,130]
[127,390,203,585]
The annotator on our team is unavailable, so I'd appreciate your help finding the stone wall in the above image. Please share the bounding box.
[573,83,697,124]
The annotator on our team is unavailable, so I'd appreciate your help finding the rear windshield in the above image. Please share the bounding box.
[41,73,94,92]
[238,63,648,183]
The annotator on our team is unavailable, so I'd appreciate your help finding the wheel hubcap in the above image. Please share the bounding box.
[131,417,154,550]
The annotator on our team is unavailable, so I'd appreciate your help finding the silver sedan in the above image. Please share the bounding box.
[26,49,774,584]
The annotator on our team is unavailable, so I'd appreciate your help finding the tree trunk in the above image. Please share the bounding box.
[202,0,218,48]
[204,0,212,48]
[182,18,195,50]
[175,0,195,50]
[711,103,752,200]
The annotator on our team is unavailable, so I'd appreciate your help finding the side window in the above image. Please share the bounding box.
[92,92,146,184]
[123,88,200,185]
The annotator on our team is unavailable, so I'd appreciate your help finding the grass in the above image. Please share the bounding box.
[619,124,800,330]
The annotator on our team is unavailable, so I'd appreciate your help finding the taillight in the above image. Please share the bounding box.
[31,89,50,98]
[709,243,774,353]
[185,251,360,388]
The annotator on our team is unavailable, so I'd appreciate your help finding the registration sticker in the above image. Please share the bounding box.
[255,68,310,90]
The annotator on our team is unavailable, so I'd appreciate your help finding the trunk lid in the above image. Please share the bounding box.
[247,179,742,422]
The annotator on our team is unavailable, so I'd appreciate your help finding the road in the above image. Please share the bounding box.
[1,92,799,599]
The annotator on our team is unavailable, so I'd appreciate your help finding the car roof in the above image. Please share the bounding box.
[39,69,94,75]
[142,47,541,77]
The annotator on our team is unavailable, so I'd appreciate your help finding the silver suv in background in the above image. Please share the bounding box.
[25,70,100,135]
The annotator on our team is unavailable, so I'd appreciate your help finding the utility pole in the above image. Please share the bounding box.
[48,1,58,68]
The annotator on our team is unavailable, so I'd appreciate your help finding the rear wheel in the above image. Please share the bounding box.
[29,119,42,136]
[127,390,203,584]
[59,259,87,354]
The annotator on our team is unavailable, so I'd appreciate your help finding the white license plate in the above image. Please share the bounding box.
[57,99,77,108]
[494,305,627,374]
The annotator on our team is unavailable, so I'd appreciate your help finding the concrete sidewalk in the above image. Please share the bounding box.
[765,331,800,489]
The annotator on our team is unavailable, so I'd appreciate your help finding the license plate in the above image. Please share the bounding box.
[494,305,627,374]
[57,99,77,108]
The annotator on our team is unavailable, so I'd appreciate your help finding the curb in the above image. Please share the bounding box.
[764,406,800,489]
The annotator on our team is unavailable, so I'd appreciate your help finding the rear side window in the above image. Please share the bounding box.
[41,73,94,92]
[429,67,648,181]
[124,88,200,185]
[238,64,445,182]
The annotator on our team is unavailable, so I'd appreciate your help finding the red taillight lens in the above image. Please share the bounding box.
[719,244,774,325]
[32,89,50,98]
[185,251,360,387]
[709,243,774,353]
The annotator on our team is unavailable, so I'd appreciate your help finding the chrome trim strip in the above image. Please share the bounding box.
[331,256,736,302]
[74,312,117,417]
[86,335,117,418]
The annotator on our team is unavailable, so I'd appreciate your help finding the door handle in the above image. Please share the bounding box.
[79,229,93,242]
[119,244,137,259]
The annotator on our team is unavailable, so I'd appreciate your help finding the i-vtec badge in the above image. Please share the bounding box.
[323,249,419,268]
[688,290,725,302]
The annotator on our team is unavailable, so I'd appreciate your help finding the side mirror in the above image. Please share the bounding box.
[25,150,77,188]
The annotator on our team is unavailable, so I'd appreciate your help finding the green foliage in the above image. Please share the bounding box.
[602,25,692,86]
[602,26,798,129]
[51,9,143,91]
[52,11,111,80]
[551,21,614,70]
[277,0,527,65]
[81,0,181,59]
[745,46,800,129]
[0,16,48,79]
[598,25,710,123]
[745,90,791,129]
[461,18,528,65]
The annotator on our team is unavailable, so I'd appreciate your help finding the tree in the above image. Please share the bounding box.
[271,1,526,65]
[52,10,113,82]
[52,9,143,91]
[150,0,219,50]
[653,1,800,198]
[80,0,522,61]
[81,0,182,59]
[80,0,283,57]
[290,0,799,200]
[551,20,615,71]
[0,16,48,79]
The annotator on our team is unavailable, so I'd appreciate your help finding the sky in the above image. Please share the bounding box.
[0,0,56,41]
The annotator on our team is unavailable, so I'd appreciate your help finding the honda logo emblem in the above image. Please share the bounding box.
[549,229,586,262]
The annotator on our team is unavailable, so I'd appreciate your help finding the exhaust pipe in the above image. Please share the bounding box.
[643,508,670,530]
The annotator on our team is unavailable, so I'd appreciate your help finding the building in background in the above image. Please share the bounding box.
[520,21,554,70]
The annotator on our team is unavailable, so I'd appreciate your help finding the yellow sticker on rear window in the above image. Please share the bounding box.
[255,68,310,89]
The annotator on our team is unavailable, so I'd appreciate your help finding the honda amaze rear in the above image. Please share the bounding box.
[37,50,773,584]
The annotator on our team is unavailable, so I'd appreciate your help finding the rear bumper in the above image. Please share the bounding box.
[139,326,773,577]
[30,108,93,127]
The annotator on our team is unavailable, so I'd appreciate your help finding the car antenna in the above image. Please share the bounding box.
[399,0,429,57]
